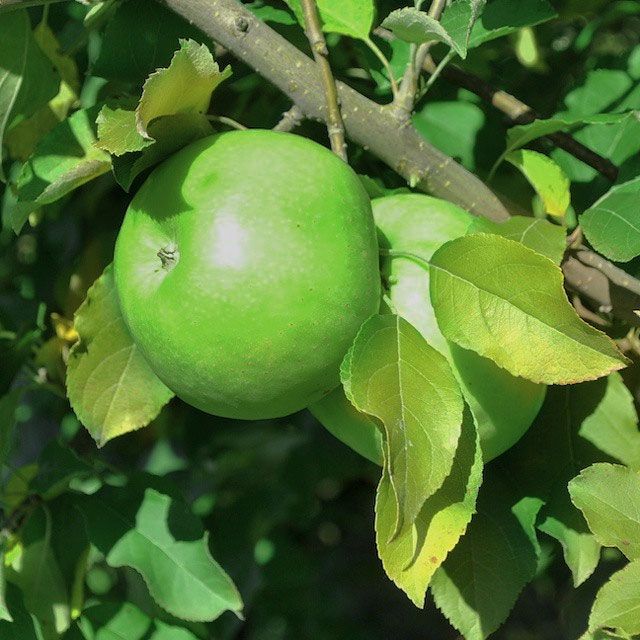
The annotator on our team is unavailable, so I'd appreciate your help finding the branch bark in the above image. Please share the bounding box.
[299,0,347,160]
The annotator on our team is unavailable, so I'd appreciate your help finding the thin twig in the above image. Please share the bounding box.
[299,0,347,160]
[394,0,449,123]
[273,104,305,132]
[421,55,619,182]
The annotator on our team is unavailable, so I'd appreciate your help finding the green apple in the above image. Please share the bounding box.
[114,130,380,419]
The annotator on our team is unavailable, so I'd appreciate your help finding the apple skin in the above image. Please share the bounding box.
[113,130,380,419]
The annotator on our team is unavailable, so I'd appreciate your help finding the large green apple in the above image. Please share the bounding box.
[114,130,380,419]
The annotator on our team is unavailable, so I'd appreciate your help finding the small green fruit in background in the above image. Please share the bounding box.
[114,130,380,419]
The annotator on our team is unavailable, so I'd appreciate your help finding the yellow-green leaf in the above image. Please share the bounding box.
[341,314,464,536]
[506,149,570,218]
[66,265,174,446]
[467,215,566,265]
[136,39,231,140]
[429,234,627,385]
[375,407,482,607]
[589,559,640,637]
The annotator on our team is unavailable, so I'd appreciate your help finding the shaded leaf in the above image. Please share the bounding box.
[429,234,627,384]
[0,10,58,181]
[91,0,214,85]
[341,314,464,536]
[569,463,640,560]
[467,216,566,264]
[0,584,44,639]
[67,601,202,640]
[581,176,640,262]
[376,407,482,606]
[15,107,111,209]
[4,21,80,163]
[309,386,383,466]
[78,482,243,621]
[505,149,570,218]
[7,507,70,638]
[66,265,174,446]
[589,560,640,637]
[431,470,542,640]
[468,0,556,47]
[537,488,601,587]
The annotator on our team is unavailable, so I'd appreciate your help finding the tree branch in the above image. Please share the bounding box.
[299,0,347,160]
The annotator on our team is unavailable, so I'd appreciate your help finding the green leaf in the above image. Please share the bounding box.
[283,0,374,40]
[589,560,640,637]
[7,507,70,638]
[375,194,545,462]
[0,543,11,623]
[66,265,174,446]
[15,107,111,208]
[4,20,80,164]
[67,601,202,640]
[91,0,214,86]
[109,112,214,192]
[577,372,640,471]
[467,216,566,264]
[0,10,58,181]
[440,0,486,59]
[29,439,94,500]
[376,406,482,607]
[505,150,571,218]
[569,463,640,560]
[382,8,457,52]
[581,176,640,262]
[504,112,633,156]
[341,314,464,535]
[96,107,153,156]
[429,234,627,384]
[500,375,639,586]
[412,101,486,172]
[78,482,243,621]
[430,470,542,640]
[309,386,383,466]
[468,0,557,47]
[136,39,231,140]
[537,488,601,588]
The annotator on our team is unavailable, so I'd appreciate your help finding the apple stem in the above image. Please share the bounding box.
[158,243,179,271]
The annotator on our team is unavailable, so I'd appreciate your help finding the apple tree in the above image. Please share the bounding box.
[1,0,640,638]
